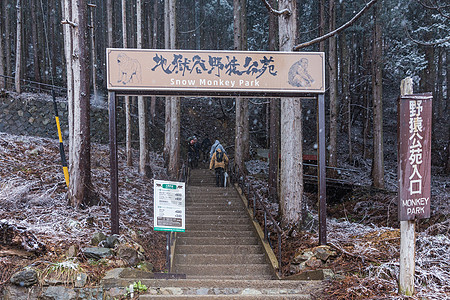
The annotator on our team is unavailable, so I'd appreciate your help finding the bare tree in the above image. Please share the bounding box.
[122,0,132,167]
[106,0,113,47]
[62,0,96,207]
[278,0,303,229]
[0,0,4,90]
[268,0,280,203]
[371,2,384,188]
[234,0,248,172]
[163,0,171,165]
[137,0,149,176]
[15,0,22,93]
[328,0,338,175]
[165,0,180,178]
[149,0,158,125]
[88,3,97,100]
[30,0,41,83]
[339,1,352,163]
[5,1,12,85]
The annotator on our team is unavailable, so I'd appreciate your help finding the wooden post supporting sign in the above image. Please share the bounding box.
[398,77,432,295]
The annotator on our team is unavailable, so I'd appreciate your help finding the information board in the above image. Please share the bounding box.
[154,180,185,232]
[398,93,432,221]
[107,48,325,95]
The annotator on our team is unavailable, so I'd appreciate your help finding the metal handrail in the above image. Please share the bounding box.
[230,162,283,276]
[0,75,67,97]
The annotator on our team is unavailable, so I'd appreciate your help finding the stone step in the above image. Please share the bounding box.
[175,244,263,255]
[186,199,244,209]
[174,264,273,278]
[186,201,243,207]
[186,214,249,221]
[179,230,255,238]
[186,218,250,225]
[102,277,322,291]
[174,254,267,265]
[185,223,254,231]
[140,295,311,299]
[176,236,259,246]
[185,209,244,215]
[100,271,323,299]
[187,187,233,193]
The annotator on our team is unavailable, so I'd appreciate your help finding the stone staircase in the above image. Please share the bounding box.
[101,168,324,299]
[173,168,273,280]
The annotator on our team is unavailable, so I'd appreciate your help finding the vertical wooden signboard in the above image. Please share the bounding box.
[398,93,432,221]
[398,90,432,296]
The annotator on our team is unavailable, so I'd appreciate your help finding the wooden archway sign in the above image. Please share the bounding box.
[106,48,327,245]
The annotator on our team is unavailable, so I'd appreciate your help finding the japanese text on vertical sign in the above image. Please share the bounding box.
[398,94,432,221]
[408,100,423,195]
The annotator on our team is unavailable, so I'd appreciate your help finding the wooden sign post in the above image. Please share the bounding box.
[398,77,432,295]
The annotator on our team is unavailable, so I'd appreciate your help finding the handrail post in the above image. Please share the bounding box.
[264,211,268,240]
[253,194,256,219]
[166,232,171,273]
[278,235,282,276]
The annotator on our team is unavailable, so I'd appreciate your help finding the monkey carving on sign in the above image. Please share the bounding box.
[117,53,142,85]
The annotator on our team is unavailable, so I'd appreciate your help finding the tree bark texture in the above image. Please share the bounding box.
[328,0,338,174]
[0,0,4,90]
[89,4,97,99]
[278,0,303,228]
[234,0,249,169]
[340,1,351,163]
[371,2,384,188]
[69,0,94,207]
[168,97,180,178]
[30,0,41,83]
[5,1,12,83]
[137,0,148,176]
[15,0,22,94]
[121,0,132,166]
[107,0,113,47]
[62,0,74,170]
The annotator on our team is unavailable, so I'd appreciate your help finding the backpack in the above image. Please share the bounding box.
[216,150,224,163]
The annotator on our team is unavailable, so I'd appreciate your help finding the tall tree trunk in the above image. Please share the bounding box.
[149,0,158,125]
[278,0,303,229]
[31,0,41,83]
[107,0,113,47]
[167,0,180,178]
[268,0,279,202]
[318,0,325,53]
[122,0,132,166]
[168,97,180,177]
[137,0,148,176]
[15,0,22,93]
[62,0,74,171]
[234,0,248,171]
[371,2,384,188]
[328,0,338,175]
[436,48,443,120]
[340,0,351,163]
[5,1,12,85]
[89,4,97,99]
[235,98,245,172]
[0,0,4,90]
[69,0,95,207]
[362,34,371,160]
[163,0,171,165]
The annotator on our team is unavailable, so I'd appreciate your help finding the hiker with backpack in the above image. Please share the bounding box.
[209,140,226,160]
[209,148,229,187]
